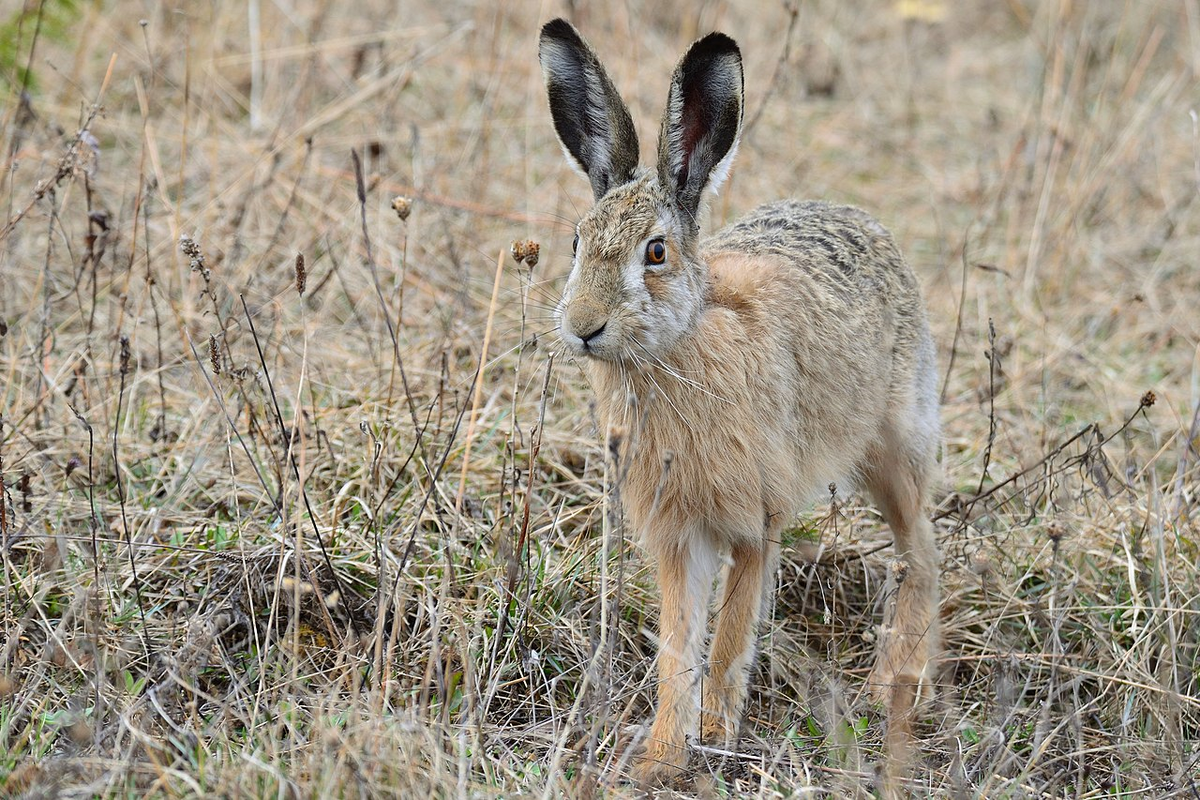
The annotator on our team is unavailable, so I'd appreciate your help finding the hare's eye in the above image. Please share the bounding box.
[645,239,667,266]
[572,234,579,255]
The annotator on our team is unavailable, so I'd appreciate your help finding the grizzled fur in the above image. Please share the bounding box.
[539,19,940,791]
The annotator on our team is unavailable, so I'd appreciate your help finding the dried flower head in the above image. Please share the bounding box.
[1140,390,1156,408]
[522,239,540,267]
[606,425,627,459]
[180,234,210,281]
[510,239,541,267]
[18,472,32,513]
[209,334,221,375]
[1046,520,1067,543]
[294,252,306,296]
[510,239,528,264]
[391,196,413,221]
[119,335,131,376]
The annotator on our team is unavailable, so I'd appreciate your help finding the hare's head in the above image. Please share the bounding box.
[539,19,743,362]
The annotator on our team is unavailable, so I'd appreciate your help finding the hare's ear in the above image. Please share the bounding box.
[539,19,640,200]
[656,32,743,224]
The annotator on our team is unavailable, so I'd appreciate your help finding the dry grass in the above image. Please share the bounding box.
[1,0,1198,796]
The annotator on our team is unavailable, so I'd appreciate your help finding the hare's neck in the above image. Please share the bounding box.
[587,360,637,426]
[585,340,701,430]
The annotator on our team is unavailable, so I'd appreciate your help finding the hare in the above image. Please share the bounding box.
[538,18,940,786]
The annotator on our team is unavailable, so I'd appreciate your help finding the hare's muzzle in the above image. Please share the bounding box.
[561,300,612,356]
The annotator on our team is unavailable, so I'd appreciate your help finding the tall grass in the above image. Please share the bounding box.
[1,1,1197,796]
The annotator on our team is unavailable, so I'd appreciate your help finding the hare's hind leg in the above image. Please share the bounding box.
[862,426,939,778]
[701,539,775,745]
[633,537,717,785]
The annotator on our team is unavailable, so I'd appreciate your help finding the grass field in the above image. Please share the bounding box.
[1,0,1198,796]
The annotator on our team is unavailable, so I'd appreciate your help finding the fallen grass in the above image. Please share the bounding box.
[1,0,1198,797]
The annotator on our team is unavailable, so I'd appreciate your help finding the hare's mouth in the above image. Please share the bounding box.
[559,305,627,360]
[558,323,626,362]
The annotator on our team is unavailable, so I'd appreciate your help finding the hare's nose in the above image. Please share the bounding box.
[578,322,607,344]
[564,302,610,347]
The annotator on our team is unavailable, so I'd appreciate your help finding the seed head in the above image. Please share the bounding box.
[119,335,131,376]
[208,334,221,375]
[1140,390,1156,408]
[280,577,315,595]
[18,472,32,513]
[391,196,413,221]
[510,239,541,267]
[522,239,540,267]
[607,425,626,460]
[510,240,528,264]
[294,252,306,296]
[179,233,210,281]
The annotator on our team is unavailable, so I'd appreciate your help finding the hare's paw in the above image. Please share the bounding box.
[631,738,688,787]
[867,626,935,708]
[700,685,743,745]
[700,711,736,747]
[868,635,937,792]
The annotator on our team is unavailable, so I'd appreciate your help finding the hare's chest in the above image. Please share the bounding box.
[620,418,776,547]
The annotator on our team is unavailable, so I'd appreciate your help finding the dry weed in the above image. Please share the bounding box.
[0,1,1197,797]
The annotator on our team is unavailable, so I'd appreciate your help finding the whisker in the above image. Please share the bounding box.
[539,210,581,230]
[629,349,687,426]
[633,341,733,405]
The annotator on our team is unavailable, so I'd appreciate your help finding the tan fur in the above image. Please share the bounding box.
[701,541,771,745]
[539,20,940,789]
[585,226,939,787]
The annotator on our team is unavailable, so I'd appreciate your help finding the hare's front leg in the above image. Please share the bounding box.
[701,541,771,745]
[632,540,715,785]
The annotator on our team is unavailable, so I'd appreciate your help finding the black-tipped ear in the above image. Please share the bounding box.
[539,18,640,200]
[656,32,744,225]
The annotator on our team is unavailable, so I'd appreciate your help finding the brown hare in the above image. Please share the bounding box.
[538,18,940,787]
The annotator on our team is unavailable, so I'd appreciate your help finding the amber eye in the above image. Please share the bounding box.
[645,239,667,266]
[572,233,579,254]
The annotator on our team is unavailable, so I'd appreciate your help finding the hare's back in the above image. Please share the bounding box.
[702,199,934,419]
[705,199,919,304]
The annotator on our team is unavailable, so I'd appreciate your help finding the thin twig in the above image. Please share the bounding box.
[182,328,279,508]
[742,1,801,138]
[940,226,973,404]
[240,295,351,636]
[351,149,422,437]
[976,318,999,496]
[112,335,150,658]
